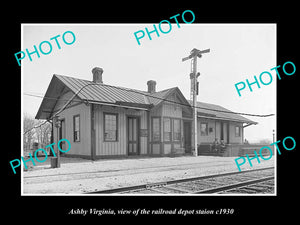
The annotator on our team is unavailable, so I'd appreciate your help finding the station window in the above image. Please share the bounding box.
[200,122,208,136]
[152,117,160,142]
[235,126,241,137]
[73,115,80,142]
[173,119,181,141]
[163,118,172,142]
[104,113,118,141]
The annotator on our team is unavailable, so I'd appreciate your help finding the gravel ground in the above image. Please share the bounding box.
[22,155,275,195]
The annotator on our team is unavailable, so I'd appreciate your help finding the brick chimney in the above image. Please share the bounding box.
[147,80,156,93]
[92,67,104,83]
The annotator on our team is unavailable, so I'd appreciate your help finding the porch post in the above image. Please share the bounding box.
[242,124,244,144]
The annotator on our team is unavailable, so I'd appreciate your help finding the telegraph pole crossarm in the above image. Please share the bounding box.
[182,48,210,62]
[182,48,210,157]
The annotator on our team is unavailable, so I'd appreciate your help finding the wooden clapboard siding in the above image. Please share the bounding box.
[229,122,243,144]
[53,99,91,156]
[95,105,124,156]
[94,105,148,156]
[198,119,243,144]
[152,144,161,154]
[161,92,183,118]
[164,144,172,154]
[162,103,182,117]
[197,118,216,143]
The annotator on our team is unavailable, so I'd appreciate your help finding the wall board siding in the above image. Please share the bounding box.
[229,122,243,144]
[197,118,216,143]
[53,102,91,157]
[162,103,182,118]
[94,105,148,156]
[197,119,243,144]
[164,144,172,154]
[152,144,161,154]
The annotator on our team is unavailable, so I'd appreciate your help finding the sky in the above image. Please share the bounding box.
[22,23,276,143]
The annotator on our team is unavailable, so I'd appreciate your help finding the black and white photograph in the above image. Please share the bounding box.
[21,23,276,195]
[5,4,298,220]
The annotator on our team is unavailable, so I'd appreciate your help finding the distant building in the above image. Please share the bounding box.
[35,67,257,159]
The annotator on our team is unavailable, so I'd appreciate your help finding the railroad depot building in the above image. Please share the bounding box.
[35,67,257,159]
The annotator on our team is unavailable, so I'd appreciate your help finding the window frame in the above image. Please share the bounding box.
[151,117,161,142]
[200,122,208,136]
[73,114,80,142]
[235,126,241,137]
[173,118,181,142]
[103,112,119,142]
[163,117,172,142]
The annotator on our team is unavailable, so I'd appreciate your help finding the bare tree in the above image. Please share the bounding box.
[35,121,51,149]
[23,112,52,153]
[23,113,35,151]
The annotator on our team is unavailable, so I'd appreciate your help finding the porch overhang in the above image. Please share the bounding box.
[197,114,258,126]
[243,122,258,128]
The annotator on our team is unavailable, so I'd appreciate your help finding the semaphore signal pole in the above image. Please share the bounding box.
[182,48,210,156]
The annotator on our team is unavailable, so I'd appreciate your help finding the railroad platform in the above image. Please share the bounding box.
[22,155,275,195]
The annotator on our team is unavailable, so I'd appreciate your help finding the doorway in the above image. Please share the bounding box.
[226,122,230,144]
[220,122,224,141]
[220,121,229,144]
[183,121,192,153]
[127,116,140,156]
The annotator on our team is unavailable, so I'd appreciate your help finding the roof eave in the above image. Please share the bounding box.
[243,122,258,128]
[151,87,192,111]
[35,75,79,120]
[197,115,257,125]
[87,100,151,111]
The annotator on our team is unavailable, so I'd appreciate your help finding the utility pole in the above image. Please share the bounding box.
[182,48,210,156]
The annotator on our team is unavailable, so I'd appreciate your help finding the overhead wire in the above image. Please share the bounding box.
[23,82,95,135]
[24,82,274,117]
[23,80,274,135]
[23,81,275,135]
